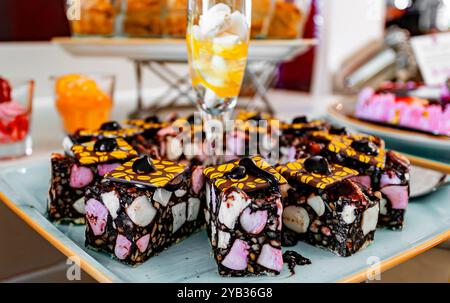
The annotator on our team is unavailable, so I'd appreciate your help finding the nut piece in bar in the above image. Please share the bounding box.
[276,156,380,257]
[203,156,287,276]
[48,138,138,223]
[85,156,205,265]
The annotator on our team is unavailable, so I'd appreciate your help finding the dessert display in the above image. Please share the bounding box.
[277,156,380,257]
[267,0,304,39]
[251,0,276,39]
[164,0,188,38]
[203,156,286,276]
[85,155,205,265]
[187,3,250,111]
[48,136,138,223]
[0,77,30,145]
[70,0,119,36]
[356,82,450,137]
[123,0,164,37]
[54,74,114,134]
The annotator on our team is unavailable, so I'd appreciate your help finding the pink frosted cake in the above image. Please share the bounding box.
[356,83,450,136]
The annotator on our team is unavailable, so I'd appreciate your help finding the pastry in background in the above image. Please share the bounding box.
[164,0,187,37]
[124,0,164,37]
[70,0,119,36]
[251,0,275,39]
[268,1,303,39]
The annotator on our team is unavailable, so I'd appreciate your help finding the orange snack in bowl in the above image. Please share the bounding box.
[55,74,113,134]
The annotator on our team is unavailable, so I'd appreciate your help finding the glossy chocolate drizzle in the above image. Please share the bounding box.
[237,157,279,185]
[93,138,118,152]
[132,156,156,174]
[100,121,121,131]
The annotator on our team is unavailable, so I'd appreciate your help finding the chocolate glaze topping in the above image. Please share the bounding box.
[304,155,332,175]
[239,157,279,185]
[93,138,118,152]
[351,139,379,155]
[132,156,156,174]
[100,121,121,131]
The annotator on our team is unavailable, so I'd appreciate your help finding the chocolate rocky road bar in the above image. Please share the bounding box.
[203,156,286,276]
[84,156,206,265]
[307,130,411,230]
[277,156,380,257]
[48,137,138,223]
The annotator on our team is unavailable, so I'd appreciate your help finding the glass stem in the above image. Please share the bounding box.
[203,110,232,165]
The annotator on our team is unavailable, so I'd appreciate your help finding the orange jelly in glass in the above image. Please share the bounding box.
[55,74,113,134]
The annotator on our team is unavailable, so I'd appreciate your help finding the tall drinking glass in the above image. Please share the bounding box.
[187,0,251,164]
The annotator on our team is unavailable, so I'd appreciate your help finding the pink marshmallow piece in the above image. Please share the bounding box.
[69,164,94,188]
[381,185,409,210]
[221,239,250,271]
[239,207,268,235]
[257,244,283,273]
[114,234,132,260]
[85,198,108,236]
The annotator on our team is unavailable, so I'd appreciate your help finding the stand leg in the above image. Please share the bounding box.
[246,62,278,114]
[129,60,145,119]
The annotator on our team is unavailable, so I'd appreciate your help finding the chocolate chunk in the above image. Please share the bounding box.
[165,174,184,191]
[281,229,298,247]
[224,165,246,179]
[329,125,347,135]
[351,139,379,155]
[283,250,311,275]
[132,156,156,174]
[100,121,121,131]
[94,138,118,152]
[304,155,332,175]
[239,157,279,185]
[292,116,308,124]
[144,115,160,123]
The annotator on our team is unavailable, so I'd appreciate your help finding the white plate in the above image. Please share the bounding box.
[53,38,316,62]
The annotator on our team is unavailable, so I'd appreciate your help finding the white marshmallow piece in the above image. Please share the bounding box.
[187,198,201,221]
[341,205,356,224]
[218,190,251,229]
[153,188,172,207]
[72,197,86,214]
[217,230,231,249]
[175,189,187,198]
[166,137,183,161]
[126,196,157,227]
[172,202,187,233]
[101,191,120,219]
[380,198,388,215]
[362,204,380,235]
[62,136,74,157]
[307,194,325,217]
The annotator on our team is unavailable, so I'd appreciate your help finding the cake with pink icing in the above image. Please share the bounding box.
[356,82,450,136]
[0,77,29,144]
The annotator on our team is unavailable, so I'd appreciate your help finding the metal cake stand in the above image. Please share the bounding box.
[53,38,316,117]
